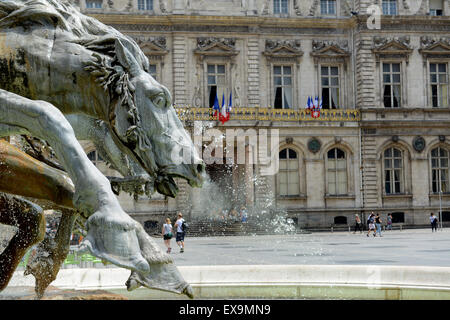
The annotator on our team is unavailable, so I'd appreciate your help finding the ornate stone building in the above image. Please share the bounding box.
[74,0,450,229]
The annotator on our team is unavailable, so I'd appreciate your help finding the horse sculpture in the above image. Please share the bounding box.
[0,0,204,298]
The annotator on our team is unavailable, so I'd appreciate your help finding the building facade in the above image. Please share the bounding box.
[74,0,450,229]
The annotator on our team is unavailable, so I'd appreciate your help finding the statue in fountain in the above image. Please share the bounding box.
[0,0,204,299]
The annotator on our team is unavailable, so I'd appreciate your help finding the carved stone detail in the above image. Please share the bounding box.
[419,36,450,59]
[309,0,319,16]
[261,0,270,15]
[311,40,350,64]
[194,37,239,60]
[263,39,303,62]
[373,36,412,50]
[293,0,302,16]
[160,0,167,13]
[197,37,236,50]
[313,40,349,53]
[372,36,413,62]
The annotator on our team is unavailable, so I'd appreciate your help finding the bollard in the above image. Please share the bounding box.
[331,226,334,233]
[348,226,351,233]
[400,225,402,231]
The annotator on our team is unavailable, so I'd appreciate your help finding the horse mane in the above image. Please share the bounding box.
[1,1,150,148]
[0,0,148,70]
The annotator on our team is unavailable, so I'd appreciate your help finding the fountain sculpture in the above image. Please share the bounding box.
[0,0,204,299]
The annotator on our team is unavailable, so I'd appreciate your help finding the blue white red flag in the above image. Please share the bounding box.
[218,93,231,124]
[305,96,312,110]
[212,93,220,120]
[311,96,321,118]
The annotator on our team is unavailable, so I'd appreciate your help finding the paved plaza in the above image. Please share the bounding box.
[164,228,450,268]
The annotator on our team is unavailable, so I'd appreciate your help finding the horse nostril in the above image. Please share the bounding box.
[197,164,204,173]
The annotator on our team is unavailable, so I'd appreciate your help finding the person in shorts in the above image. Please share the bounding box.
[162,218,173,253]
[174,212,185,253]
[367,213,376,237]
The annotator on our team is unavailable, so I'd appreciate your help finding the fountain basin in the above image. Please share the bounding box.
[7,265,450,300]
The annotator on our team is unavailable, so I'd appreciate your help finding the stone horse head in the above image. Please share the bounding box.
[83,36,205,197]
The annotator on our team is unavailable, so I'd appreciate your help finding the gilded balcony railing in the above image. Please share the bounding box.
[174,107,360,122]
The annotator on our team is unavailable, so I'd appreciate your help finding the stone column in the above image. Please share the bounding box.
[306,159,325,208]
[411,158,429,207]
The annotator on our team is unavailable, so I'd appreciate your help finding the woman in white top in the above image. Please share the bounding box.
[162,218,173,253]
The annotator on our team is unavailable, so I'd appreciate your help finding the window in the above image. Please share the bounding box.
[430,0,444,16]
[391,212,404,223]
[273,65,293,109]
[430,63,448,108]
[431,147,449,193]
[382,0,397,15]
[149,64,157,81]
[383,63,401,108]
[321,66,340,109]
[320,0,336,15]
[274,0,288,14]
[207,64,227,108]
[334,216,347,224]
[278,148,299,196]
[327,148,347,195]
[85,0,102,9]
[442,211,450,222]
[87,150,104,166]
[138,0,153,11]
[384,147,403,194]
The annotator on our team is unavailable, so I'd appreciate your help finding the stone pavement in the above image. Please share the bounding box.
[166,228,450,267]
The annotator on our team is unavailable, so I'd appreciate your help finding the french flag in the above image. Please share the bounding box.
[218,93,231,124]
[311,96,321,118]
[212,93,220,120]
[305,96,312,110]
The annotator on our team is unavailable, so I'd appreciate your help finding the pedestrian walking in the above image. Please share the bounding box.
[162,218,173,253]
[375,213,382,237]
[386,214,393,230]
[353,214,362,233]
[367,213,376,237]
[174,212,186,253]
[430,213,438,232]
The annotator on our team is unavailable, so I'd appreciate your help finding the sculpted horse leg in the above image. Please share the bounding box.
[0,139,193,298]
[0,139,77,297]
[66,114,154,197]
[0,89,150,274]
[0,193,45,291]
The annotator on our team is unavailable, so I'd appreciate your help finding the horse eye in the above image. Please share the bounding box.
[152,93,166,108]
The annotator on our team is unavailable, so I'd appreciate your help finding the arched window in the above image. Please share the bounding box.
[384,147,403,194]
[278,148,299,196]
[431,147,449,193]
[327,148,347,195]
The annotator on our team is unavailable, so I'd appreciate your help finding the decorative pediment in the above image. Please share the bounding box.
[132,36,168,59]
[372,36,413,62]
[263,40,303,62]
[194,37,239,60]
[419,36,450,59]
[311,40,350,63]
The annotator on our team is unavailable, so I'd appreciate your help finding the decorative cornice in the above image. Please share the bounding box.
[131,36,169,57]
[263,39,303,62]
[197,37,236,50]
[194,37,239,60]
[372,36,413,62]
[310,40,350,62]
[419,36,450,59]
[312,40,349,53]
